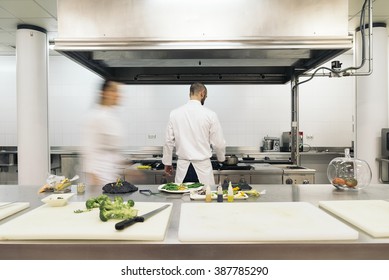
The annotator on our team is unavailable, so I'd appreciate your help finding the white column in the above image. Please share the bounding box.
[355,24,388,184]
[16,25,50,185]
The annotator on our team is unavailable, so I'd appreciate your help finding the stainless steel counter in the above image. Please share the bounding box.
[49,146,347,157]
[125,163,284,185]
[1,146,345,184]
[1,184,389,260]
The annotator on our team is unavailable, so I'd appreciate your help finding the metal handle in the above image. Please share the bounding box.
[139,189,152,196]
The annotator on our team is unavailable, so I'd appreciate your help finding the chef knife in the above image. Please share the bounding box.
[115,204,170,230]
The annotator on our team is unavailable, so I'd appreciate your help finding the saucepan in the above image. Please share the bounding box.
[224,155,239,165]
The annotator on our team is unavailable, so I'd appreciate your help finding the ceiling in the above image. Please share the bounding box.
[0,0,388,56]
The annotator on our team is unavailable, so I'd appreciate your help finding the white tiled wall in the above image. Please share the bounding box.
[0,56,17,146]
[0,54,354,148]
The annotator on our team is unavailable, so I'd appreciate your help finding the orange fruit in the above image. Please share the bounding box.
[332,177,346,186]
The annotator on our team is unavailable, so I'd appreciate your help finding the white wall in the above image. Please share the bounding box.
[299,54,355,148]
[0,53,355,149]
[48,56,101,146]
[0,56,17,146]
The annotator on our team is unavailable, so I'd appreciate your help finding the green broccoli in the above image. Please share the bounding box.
[99,198,137,222]
[85,194,109,209]
[127,199,135,207]
[76,195,137,221]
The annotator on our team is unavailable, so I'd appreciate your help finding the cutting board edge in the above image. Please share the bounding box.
[0,202,30,221]
[319,200,389,238]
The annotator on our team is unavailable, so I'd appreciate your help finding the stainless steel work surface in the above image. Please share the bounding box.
[1,184,389,260]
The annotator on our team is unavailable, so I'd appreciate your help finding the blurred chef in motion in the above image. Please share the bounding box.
[162,82,226,186]
[81,79,126,186]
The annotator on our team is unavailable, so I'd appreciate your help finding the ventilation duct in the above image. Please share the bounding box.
[54,0,353,84]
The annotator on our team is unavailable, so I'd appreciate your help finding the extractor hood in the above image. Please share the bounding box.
[54,0,353,84]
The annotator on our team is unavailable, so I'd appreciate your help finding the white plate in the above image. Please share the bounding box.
[158,182,204,194]
[190,191,248,200]
[41,193,75,207]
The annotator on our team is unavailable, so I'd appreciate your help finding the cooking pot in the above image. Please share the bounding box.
[224,155,239,165]
[263,139,274,151]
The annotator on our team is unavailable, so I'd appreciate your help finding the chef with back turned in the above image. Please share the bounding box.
[162,82,226,186]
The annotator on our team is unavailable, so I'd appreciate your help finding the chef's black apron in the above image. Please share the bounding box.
[183,163,199,183]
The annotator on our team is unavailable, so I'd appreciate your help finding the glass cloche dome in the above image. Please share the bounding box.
[327,148,372,190]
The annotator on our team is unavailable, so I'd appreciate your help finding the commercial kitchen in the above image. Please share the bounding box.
[1,0,389,260]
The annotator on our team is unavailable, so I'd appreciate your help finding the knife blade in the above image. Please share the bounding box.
[115,204,170,230]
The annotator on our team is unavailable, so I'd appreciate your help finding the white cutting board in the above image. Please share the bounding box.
[0,202,30,221]
[178,202,358,242]
[319,200,389,238]
[0,202,172,241]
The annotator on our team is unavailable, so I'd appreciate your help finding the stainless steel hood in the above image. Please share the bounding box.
[54,0,353,84]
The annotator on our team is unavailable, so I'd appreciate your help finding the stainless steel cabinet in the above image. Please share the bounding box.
[155,173,172,184]
[125,169,156,184]
[218,173,251,185]
[251,174,282,184]
[60,155,80,178]
[125,167,288,185]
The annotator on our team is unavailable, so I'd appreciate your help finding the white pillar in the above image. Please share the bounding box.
[16,24,50,185]
[355,23,388,184]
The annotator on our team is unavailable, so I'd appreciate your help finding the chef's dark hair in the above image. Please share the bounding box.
[97,80,116,104]
[101,79,116,92]
[190,82,207,96]
[98,79,118,104]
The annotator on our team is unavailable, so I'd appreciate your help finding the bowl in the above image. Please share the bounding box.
[327,149,371,191]
[41,193,75,207]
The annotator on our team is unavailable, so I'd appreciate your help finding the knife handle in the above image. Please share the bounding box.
[115,216,145,230]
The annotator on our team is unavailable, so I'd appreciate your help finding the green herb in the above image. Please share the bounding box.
[186,183,204,189]
[73,209,91,214]
[115,178,124,187]
[162,183,180,190]
[162,182,204,190]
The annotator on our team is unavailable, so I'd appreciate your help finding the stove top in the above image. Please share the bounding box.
[280,165,316,173]
[212,162,252,170]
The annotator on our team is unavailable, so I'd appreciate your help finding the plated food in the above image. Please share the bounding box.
[158,182,204,193]
[190,190,249,200]
[102,178,138,194]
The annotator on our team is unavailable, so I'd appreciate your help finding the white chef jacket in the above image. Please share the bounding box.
[81,104,125,184]
[162,100,226,186]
